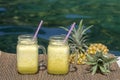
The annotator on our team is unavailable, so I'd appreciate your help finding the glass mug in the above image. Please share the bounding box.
[17,34,46,74]
[47,35,70,74]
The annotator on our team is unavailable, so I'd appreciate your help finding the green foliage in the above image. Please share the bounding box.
[61,20,93,53]
[86,52,117,75]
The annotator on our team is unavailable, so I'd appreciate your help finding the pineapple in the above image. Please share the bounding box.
[86,51,117,75]
[87,43,109,55]
[61,20,93,64]
[69,53,86,64]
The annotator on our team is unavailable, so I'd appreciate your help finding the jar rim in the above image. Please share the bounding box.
[18,34,37,44]
[49,35,66,41]
[18,34,37,40]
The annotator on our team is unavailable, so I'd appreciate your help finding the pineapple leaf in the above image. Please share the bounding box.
[97,58,104,64]
[103,64,109,72]
[91,65,98,75]
[101,55,108,62]
[95,51,103,57]
[83,43,88,48]
[60,27,69,31]
[79,47,85,53]
[81,25,93,35]
[104,57,117,65]
[73,27,77,35]
[83,38,88,43]
[80,35,88,43]
[99,66,106,74]
[77,20,84,35]
[99,64,110,74]
[69,37,75,42]
[86,53,94,61]
[78,19,83,31]
[86,61,97,65]
[106,69,110,73]
[78,29,83,40]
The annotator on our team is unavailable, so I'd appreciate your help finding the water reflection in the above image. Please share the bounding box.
[0,26,66,39]
[65,14,92,19]
[0,0,120,55]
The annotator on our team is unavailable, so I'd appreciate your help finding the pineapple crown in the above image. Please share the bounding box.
[61,20,93,53]
[86,51,117,75]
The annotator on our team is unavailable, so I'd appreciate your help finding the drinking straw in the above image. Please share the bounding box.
[33,20,43,40]
[63,22,76,43]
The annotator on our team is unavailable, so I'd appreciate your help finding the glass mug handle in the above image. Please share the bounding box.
[38,45,47,70]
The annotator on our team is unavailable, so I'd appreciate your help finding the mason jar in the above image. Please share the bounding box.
[17,34,46,74]
[47,35,70,74]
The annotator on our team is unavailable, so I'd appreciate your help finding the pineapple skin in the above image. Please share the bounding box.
[87,43,109,55]
[69,43,109,65]
[69,53,86,65]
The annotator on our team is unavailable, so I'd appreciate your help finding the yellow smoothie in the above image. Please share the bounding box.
[17,39,38,74]
[47,41,69,74]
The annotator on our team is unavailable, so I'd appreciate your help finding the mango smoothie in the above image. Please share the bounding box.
[17,36,38,74]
